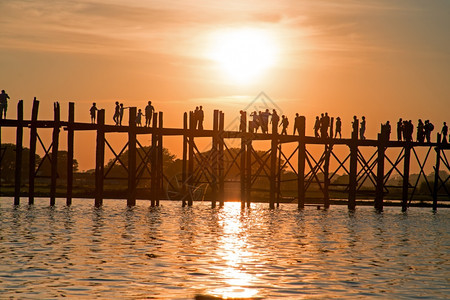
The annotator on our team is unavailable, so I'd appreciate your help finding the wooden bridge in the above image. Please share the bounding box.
[1,99,449,211]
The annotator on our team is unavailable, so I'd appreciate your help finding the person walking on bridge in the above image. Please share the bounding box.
[280,115,289,135]
[145,101,155,127]
[335,117,342,138]
[0,90,10,119]
[360,116,366,140]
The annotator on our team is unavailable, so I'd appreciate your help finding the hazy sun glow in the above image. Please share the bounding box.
[209,28,278,84]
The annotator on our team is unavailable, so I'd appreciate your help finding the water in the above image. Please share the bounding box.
[0,198,449,299]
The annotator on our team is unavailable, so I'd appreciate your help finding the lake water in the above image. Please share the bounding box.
[0,198,449,299]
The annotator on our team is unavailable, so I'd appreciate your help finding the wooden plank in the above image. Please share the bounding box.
[323,144,330,209]
[28,98,39,205]
[14,100,24,205]
[50,102,60,206]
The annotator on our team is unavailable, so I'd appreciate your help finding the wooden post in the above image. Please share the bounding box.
[348,118,359,210]
[375,133,386,211]
[270,118,278,209]
[218,111,225,207]
[246,138,252,207]
[432,133,442,211]
[323,144,331,209]
[14,100,24,205]
[297,116,306,209]
[188,111,194,206]
[401,143,411,212]
[28,98,39,205]
[182,112,188,207]
[277,144,282,207]
[50,102,60,206]
[150,112,158,207]
[157,111,163,206]
[95,109,105,207]
[128,107,137,207]
[211,110,219,208]
[240,112,247,209]
[67,102,75,206]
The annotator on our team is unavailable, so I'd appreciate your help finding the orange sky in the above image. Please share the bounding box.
[1,0,449,170]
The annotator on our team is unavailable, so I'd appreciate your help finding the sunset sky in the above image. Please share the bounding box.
[1,0,449,170]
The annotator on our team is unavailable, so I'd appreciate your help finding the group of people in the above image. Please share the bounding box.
[0,90,10,119]
[396,118,447,144]
[89,100,155,127]
[244,109,296,135]
[192,106,204,129]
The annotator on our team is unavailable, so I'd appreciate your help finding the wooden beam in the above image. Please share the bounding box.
[95,109,105,207]
[218,111,225,207]
[50,102,60,206]
[432,133,442,211]
[128,107,137,207]
[270,118,278,209]
[157,111,163,206]
[28,98,39,205]
[188,111,194,206]
[67,102,74,206]
[348,118,359,210]
[375,133,386,211]
[240,112,246,209]
[297,116,306,209]
[402,143,411,212]
[182,112,188,207]
[150,112,158,207]
[14,100,24,205]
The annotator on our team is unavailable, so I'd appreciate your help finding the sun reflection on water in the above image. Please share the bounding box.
[208,203,261,299]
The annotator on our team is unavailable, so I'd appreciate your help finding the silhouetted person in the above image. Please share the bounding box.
[424,120,434,143]
[0,90,10,119]
[314,116,320,138]
[382,121,391,140]
[280,115,289,135]
[360,116,366,140]
[405,120,414,142]
[335,117,342,138]
[197,106,204,130]
[119,103,128,126]
[271,109,279,133]
[136,109,143,127]
[89,102,98,124]
[320,112,330,138]
[417,119,425,143]
[397,118,403,141]
[261,109,270,134]
[250,111,259,133]
[113,101,120,125]
[441,122,448,144]
[193,106,199,129]
[145,101,154,127]
[293,113,301,135]
[352,116,359,139]
[239,110,246,132]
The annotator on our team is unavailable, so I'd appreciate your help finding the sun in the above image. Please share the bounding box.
[208,28,278,84]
